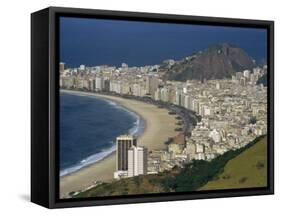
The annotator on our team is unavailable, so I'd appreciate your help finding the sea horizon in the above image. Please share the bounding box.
[60,17,267,68]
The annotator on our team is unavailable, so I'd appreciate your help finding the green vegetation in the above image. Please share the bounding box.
[74,173,172,198]
[164,137,173,145]
[176,121,183,126]
[175,128,183,132]
[73,136,267,198]
[200,136,267,190]
[249,116,257,124]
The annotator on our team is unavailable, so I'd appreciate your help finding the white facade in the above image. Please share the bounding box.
[209,129,221,143]
[79,64,86,71]
[95,77,104,91]
[128,146,148,177]
[243,70,251,79]
[175,90,181,105]
[110,80,121,94]
[196,153,206,160]
[196,143,205,153]
[113,170,128,180]
[160,87,169,102]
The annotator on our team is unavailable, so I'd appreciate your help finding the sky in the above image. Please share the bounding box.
[60,16,267,68]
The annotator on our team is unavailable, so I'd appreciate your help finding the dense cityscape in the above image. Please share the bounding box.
[59,57,267,182]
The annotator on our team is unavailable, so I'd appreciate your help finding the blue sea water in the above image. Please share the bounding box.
[59,92,145,177]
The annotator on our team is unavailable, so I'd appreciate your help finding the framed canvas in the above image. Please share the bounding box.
[31,6,274,208]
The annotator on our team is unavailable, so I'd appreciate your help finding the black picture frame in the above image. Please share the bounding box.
[31,6,274,209]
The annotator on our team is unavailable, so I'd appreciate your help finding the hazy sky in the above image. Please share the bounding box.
[60,17,267,68]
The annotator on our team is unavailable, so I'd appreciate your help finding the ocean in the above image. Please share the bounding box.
[59,92,145,177]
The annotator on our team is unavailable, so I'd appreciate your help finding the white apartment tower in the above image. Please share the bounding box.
[95,77,104,91]
[79,64,86,71]
[128,146,148,177]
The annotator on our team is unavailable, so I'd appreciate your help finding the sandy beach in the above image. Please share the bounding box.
[60,90,178,198]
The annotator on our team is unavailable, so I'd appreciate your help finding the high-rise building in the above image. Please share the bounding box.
[160,87,169,102]
[104,79,110,92]
[116,135,137,171]
[216,82,221,90]
[146,76,159,95]
[154,87,161,101]
[89,79,95,91]
[95,77,104,91]
[79,64,86,71]
[121,63,128,68]
[175,90,181,105]
[243,70,251,79]
[59,62,65,73]
[128,146,148,177]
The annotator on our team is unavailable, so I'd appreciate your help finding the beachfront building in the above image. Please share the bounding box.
[128,146,148,177]
[95,77,104,91]
[146,75,159,96]
[60,61,268,180]
[114,135,137,179]
[59,62,65,73]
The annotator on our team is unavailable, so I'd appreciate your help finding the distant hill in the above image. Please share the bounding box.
[200,136,267,190]
[161,43,255,82]
[73,136,266,198]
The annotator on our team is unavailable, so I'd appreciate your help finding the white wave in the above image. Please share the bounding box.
[60,91,146,176]
[104,99,117,106]
[60,110,145,177]
[128,115,146,137]
[100,98,146,137]
[60,142,116,177]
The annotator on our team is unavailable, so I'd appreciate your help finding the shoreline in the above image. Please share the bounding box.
[60,92,146,178]
[60,89,178,198]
